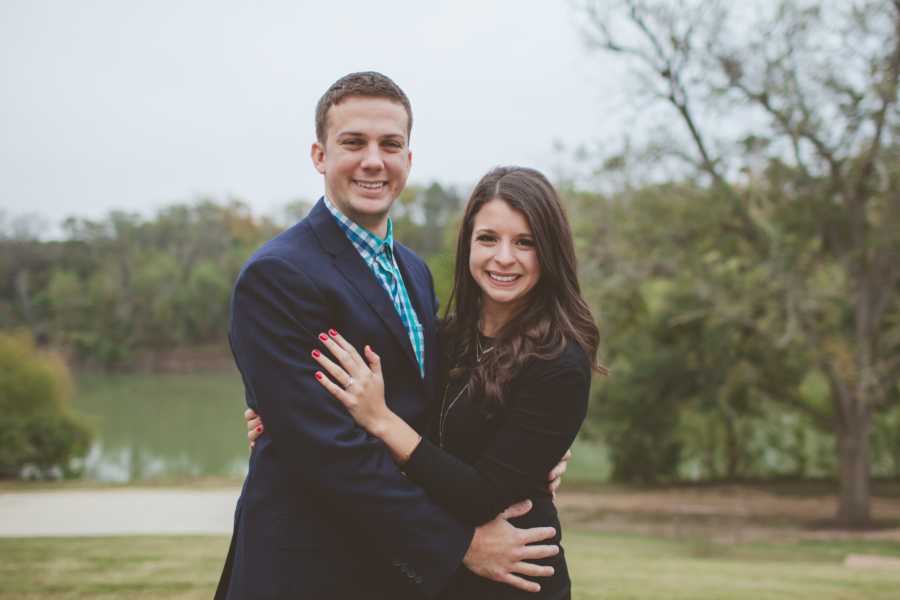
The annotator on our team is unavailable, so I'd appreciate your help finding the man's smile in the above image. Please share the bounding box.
[353,179,387,191]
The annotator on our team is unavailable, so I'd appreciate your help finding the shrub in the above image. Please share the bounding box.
[0,331,91,479]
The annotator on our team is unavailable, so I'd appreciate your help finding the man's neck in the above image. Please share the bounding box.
[357,216,389,240]
[323,195,390,239]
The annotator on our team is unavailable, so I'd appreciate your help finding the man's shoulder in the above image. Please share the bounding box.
[247,218,318,264]
[236,219,324,285]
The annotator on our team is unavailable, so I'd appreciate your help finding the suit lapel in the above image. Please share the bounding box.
[308,199,420,373]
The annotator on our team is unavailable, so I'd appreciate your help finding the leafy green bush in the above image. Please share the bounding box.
[0,331,91,478]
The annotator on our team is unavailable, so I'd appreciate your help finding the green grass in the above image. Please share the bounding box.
[2,532,899,599]
[567,531,900,599]
[0,536,228,599]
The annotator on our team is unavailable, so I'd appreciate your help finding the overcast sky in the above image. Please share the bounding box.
[1,0,630,226]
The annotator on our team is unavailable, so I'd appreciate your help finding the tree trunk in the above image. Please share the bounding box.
[836,414,872,528]
[722,413,740,479]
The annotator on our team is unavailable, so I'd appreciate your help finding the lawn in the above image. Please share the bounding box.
[2,532,900,599]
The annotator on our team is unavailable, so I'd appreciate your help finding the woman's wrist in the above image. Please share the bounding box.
[372,411,421,465]
[368,409,398,439]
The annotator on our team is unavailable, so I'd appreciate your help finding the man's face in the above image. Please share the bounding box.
[311,96,412,235]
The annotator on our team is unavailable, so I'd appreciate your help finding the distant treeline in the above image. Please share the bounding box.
[0,183,464,368]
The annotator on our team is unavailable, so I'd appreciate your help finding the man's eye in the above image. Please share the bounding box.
[342,139,363,146]
[384,141,403,149]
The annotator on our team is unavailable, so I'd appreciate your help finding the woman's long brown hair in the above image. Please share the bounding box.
[442,166,604,413]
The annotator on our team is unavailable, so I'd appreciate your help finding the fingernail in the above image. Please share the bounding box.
[319,333,328,342]
[255,426,262,433]
[315,372,323,380]
[328,329,338,337]
[364,345,370,353]
[312,349,321,358]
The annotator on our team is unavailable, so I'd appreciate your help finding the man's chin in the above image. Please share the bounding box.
[350,198,394,215]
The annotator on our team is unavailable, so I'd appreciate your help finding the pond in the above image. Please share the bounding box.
[72,371,251,482]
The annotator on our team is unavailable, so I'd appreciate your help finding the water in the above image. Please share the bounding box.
[72,372,251,482]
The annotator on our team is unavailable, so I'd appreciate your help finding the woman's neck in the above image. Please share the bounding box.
[479,299,519,337]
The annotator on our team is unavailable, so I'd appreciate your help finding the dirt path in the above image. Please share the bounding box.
[557,485,900,542]
[0,488,240,537]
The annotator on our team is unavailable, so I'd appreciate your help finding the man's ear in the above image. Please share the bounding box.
[311,141,326,174]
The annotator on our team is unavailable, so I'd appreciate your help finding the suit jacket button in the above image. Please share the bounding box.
[415,576,423,584]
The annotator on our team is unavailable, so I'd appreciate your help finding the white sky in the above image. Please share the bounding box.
[1,0,629,225]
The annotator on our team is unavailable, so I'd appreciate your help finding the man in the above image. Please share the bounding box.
[215,72,560,599]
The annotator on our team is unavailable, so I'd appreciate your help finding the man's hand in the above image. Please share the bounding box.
[462,500,558,593]
[548,449,572,500]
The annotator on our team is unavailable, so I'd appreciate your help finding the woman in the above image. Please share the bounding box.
[248,166,601,598]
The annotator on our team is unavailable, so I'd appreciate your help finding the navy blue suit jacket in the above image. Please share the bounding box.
[215,199,474,599]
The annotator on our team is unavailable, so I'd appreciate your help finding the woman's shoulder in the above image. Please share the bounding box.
[509,339,592,419]
[519,338,591,383]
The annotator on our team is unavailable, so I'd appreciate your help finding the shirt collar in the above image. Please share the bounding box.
[323,195,394,259]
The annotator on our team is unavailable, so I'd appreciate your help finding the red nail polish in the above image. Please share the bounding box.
[319,333,328,342]
[255,426,262,433]
[315,372,323,380]
[312,349,321,358]
[329,329,338,337]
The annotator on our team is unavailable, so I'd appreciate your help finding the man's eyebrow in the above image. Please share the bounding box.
[335,131,406,142]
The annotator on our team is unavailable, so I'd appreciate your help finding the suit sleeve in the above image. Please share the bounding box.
[403,348,590,525]
[230,255,473,598]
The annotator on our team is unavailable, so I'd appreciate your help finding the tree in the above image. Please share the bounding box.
[570,182,812,482]
[579,0,900,526]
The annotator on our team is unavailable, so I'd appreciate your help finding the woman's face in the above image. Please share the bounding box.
[468,198,541,315]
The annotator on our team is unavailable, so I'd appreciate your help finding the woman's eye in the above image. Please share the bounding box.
[476,234,496,243]
[517,238,535,247]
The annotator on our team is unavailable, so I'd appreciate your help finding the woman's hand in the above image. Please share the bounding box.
[548,449,571,500]
[245,408,263,448]
[312,329,390,435]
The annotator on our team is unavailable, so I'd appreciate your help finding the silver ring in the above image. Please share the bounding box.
[344,377,355,390]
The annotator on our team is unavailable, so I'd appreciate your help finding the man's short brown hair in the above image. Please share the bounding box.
[315,71,413,144]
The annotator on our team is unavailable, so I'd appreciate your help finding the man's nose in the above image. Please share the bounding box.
[360,143,385,170]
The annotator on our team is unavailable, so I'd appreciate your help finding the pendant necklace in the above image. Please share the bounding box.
[438,334,494,448]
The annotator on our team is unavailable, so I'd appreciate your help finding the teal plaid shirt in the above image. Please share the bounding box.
[323,196,425,377]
